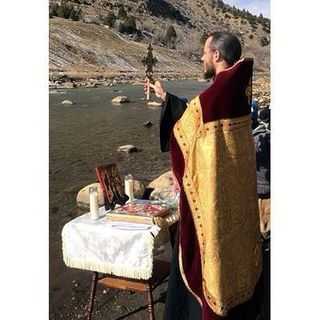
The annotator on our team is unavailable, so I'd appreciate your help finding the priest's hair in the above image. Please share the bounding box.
[209,31,242,66]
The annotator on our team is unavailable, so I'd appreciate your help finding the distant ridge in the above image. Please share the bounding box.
[49,0,270,78]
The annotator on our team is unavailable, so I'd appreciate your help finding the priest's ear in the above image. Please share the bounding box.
[213,49,222,63]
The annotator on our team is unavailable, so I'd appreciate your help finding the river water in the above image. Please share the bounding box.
[49,80,210,316]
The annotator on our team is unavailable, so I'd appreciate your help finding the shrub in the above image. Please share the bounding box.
[260,36,270,47]
[258,13,264,24]
[49,4,58,18]
[70,8,82,21]
[118,4,127,20]
[250,22,258,30]
[118,16,137,34]
[125,16,137,32]
[249,34,254,39]
[56,5,66,18]
[55,2,74,19]
[263,26,270,34]
[165,25,177,40]
[216,0,224,8]
[102,11,116,27]
[165,25,177,48]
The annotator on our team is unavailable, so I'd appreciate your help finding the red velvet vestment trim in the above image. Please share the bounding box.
[169,58,255,319]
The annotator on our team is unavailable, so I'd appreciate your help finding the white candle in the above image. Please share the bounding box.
[146,84,150,101]
[125,175,134,202]
[89,187,99,220]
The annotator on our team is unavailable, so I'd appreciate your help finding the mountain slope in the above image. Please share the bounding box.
[49,0,270,79]
[49,17,201,78]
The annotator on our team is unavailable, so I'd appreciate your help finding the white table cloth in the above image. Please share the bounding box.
[62,207,171,280]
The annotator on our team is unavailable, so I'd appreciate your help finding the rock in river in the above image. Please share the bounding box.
[76,182,104,209]
[112,96,130,104]
[143,121,153,128]
[117,145,138,153]
[147,101,162,107]
[61,100,73,105]
[148,171,177,201]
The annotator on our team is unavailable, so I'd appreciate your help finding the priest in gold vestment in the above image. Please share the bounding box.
[147,32,265,320]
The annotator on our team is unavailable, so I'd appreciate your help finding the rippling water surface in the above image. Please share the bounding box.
[49,80,210,310]
[49,80,210,220]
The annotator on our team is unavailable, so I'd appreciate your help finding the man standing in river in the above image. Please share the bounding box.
[145,32,263,319]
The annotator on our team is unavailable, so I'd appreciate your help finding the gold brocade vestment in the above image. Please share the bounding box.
[173,95,262,316]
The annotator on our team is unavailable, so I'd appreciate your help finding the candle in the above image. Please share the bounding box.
[146,83,150,101]
[125,174,134,202]
[89,186,99,220]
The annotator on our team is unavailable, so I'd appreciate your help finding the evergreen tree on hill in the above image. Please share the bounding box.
[165,25,177,48]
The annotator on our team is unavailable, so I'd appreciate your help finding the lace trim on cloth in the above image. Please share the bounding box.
[61,213,163,280]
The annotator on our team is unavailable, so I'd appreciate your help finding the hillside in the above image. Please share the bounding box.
[49,17,201,79]
[49,0,270,100]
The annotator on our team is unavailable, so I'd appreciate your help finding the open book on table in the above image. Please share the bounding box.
[105,199,170,225]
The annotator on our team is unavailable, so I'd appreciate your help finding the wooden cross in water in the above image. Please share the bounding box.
[142,43,157,101]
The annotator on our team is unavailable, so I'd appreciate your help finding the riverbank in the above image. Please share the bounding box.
[49,71,270,106]
[49,70,203,90]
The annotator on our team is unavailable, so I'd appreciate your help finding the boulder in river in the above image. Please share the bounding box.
[112,96,130,104]
[148,171,177,200]
[76,182,105,209]
[63,82,75,89]
[147,101,162,107]
[143,121,153,128]
[117,144,138,153]
[61,100,73,105]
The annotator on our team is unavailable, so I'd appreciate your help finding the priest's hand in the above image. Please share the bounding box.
[144,79,167,101]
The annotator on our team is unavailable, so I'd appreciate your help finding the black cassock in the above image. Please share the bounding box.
[160,93,269,320]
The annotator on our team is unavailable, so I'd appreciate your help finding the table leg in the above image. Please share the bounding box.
[146,283,155,320]
[86,272,98,320]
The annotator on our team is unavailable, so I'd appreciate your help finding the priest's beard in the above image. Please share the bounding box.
[203,65,215,80]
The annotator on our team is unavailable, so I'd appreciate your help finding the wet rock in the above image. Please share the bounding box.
[117,144,138,153]
[147,101,162,106]
[62,100,73,105]
[85,82,98,88]
[143,121,153,128]
[63,82,75,89]
[148,171,177,200]
[112,96,130,104]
